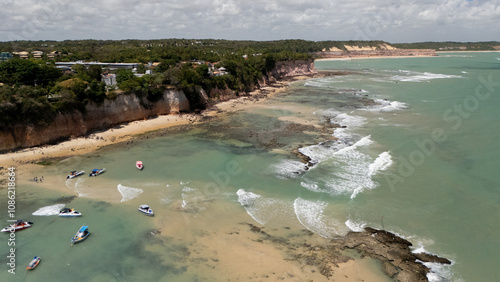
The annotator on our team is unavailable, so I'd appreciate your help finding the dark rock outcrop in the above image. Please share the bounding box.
[336,227,451,282]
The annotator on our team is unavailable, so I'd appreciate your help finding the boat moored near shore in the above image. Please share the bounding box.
[59,208,82,217]
[67,170,84,179]
[138,205,154,216]
[89,168,105,177]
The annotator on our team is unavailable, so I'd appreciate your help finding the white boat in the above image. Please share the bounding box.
[89,168,105,177]
[59,208,82,217]
[67,170,84,179]
[136,161,144,170]
[138,205,154,216]
[1,220,33,232]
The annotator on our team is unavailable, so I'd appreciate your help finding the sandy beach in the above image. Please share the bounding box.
[0,78,299,168]
[0,73,396,281]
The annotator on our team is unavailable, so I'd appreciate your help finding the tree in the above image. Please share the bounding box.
[136,64,147,74]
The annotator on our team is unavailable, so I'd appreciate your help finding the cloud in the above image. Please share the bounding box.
[1,0,499,42]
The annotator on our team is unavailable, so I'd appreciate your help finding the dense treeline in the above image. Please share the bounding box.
[0,39,393,62]
[0,39,396,129]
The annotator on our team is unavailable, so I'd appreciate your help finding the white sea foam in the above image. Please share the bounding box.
[345,219,366,232]
[117,184,143,202]
[391,70,462,82]
[32,204,65,216]
[423,261,456,282]
[334,135,373,156]
[364,99,408,112]
[304,77,345,87]
[236,189,261,206]
[412,245,456,282]
[182,186,196,192]
[293,198,347,238]
[236,189,289,225]
[368,151,393,176]
[270,159,308,178]
[300,181,320,192]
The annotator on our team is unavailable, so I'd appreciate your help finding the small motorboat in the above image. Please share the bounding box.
[1,220,33,232]
[67,170,84,179]
[138,205,154,216]
[136,161,144,170]
[26,256,41,270]
[71,226,90,244]
[59,208,82,217]
[89,168,105,177]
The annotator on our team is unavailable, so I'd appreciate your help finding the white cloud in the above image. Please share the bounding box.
[1,0,499,42]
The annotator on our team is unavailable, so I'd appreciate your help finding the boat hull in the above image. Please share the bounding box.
[71,234,89,244]
[89,169,105,177]
[138,209,154,216]
[71,226,90,244]
[1,222,32,232]
[26,257,41,270]
[59,213,81,217]
[67,171,84,179]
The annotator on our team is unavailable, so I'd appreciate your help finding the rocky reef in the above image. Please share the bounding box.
[246,223,451,281]
[339,227,451,281]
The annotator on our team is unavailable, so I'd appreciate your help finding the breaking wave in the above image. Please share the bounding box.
[345,219,366,232]
[293,198,347,237]
[364,99,408,112]
[390,70,462,82]
[236,189,290,225]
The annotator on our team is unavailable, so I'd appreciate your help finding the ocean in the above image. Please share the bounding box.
[1,52,499,281]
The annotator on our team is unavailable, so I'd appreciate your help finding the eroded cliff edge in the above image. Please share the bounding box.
[0,90,189,151]
[0,59,317,152]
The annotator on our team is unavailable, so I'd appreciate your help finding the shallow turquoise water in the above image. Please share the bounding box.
[1,52,499,281]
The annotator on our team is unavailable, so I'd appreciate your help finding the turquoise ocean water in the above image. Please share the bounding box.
[1,52,499,281]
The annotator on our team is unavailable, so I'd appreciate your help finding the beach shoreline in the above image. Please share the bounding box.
[0,75,313,167]
[315,50,500,61]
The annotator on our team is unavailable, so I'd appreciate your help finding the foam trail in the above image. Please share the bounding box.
[32,204,65,216]
[74,177,90,198]
[293,198,347,238]
[117,184,143,202]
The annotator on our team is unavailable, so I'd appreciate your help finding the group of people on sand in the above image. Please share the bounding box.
[34,176,44,183]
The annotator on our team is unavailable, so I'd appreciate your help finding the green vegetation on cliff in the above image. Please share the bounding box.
[0,39,402,129]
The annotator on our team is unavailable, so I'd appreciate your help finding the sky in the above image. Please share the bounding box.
[1,0,499,43]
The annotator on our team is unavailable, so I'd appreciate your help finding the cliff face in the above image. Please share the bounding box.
[271,59,317,79]
[0,90,189,152]
[0,60,317,152]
